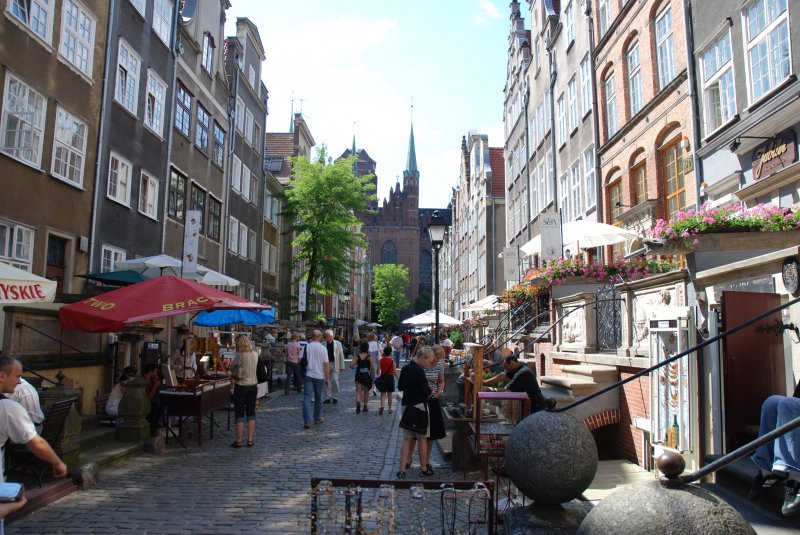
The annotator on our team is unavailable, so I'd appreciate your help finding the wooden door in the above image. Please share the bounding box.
[722,291,785,450]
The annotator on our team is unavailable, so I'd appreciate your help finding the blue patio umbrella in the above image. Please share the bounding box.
[193,308,276,327]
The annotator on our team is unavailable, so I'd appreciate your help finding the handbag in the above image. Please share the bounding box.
[399,403,428,433]
[256,358,269,383]
[356,368,372,386]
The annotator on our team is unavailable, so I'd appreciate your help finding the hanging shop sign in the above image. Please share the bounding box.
[751,130,797,181]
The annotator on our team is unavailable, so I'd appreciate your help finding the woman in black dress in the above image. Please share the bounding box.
[397,346,435,478]
[350,340,373,413]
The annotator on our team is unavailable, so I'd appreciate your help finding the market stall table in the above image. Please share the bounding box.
[160,377,232,447]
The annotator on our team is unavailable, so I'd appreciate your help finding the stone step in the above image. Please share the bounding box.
[540,376,597,396]
[74,425,117,451]
[6,477,76,526]
[539,386,576,405]
[560,364,618,383]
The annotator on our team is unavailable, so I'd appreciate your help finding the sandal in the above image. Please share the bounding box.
[420,466,434,477]
[247,441,254,447]
[230,441,242,448]
[396,471,405,479]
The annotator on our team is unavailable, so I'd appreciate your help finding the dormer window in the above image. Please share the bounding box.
[202,32,215,75]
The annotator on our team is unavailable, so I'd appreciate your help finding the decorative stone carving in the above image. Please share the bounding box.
[561,306,585,344]
[631,288,675,350]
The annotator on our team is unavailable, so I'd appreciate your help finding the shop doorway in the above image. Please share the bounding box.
[721,291,785,450]
[46,235,68,295]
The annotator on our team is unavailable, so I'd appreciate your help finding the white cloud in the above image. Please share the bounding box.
[478,0,503,20]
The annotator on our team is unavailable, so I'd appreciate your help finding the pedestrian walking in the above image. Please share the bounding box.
[228,334,259,447]
[323,329,345,404]
[397,346,435,479]
[376,345,399,414]
[390,332,403,366]
[303,330,330,429]
[350,341,373,413]
[284,333,303,394]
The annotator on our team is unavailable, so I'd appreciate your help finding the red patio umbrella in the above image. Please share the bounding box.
[59,276,265,333]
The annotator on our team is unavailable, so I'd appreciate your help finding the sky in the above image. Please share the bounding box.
[224,1,510,208]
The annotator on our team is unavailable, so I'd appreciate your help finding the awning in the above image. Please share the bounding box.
[79,270,149,286]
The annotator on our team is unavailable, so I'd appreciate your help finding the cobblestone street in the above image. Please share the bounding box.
[9,369,463,534]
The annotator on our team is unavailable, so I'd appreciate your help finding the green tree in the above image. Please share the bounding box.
[414,290,431,313]
[282,145,375,317]
[372,264,410,326]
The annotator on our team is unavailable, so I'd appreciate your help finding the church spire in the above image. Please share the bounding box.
[404,104,419,179]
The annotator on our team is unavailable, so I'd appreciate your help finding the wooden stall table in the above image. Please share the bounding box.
[467,391,531,480]
[160,377,232,447]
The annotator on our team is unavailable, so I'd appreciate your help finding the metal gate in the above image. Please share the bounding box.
[595,281,621,350]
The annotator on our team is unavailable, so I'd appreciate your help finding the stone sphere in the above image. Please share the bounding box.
[505,411,598,504]
[577,481,755,535]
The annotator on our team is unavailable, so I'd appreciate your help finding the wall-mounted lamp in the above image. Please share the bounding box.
[729,135,774,153]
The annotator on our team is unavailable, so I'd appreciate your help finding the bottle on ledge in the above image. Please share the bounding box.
[667,415,680,449]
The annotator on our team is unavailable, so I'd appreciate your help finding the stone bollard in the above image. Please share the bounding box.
[79,462,99,490]
[145,435,165,455]
[39,382,83,471]
[116,375,151,442]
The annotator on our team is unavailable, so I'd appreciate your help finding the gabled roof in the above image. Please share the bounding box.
[489,147,505,198]
[265,133,294,182]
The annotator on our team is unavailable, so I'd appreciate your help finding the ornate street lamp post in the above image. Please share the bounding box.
[428,210,446,345]
[343,290,351,341]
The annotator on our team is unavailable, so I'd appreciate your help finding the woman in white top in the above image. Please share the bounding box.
[367,333,380,376]
[228,334,258,448]
[105,366,138,417]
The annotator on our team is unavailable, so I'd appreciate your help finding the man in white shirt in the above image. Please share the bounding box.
[10,377,44,427]
[302,330,330,429]
[322,330,345,404]
[390,333,404,367]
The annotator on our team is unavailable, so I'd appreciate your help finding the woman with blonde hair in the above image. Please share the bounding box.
[228,334,259,447]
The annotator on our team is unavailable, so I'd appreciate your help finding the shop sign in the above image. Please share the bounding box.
[712,275,774,302]
[751,131,797,181]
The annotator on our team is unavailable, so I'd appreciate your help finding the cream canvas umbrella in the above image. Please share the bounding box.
[0,263,57,304]
[402,309,462,326]
[521,220,638,257]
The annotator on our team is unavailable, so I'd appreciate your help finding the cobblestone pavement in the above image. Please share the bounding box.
[9,368,473,534]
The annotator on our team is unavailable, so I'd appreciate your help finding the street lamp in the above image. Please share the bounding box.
[343,290,351,341]
[428,210,446,344]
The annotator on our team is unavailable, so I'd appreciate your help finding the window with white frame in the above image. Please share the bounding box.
[250,175,257,204]
[530,167,539,216]
[138,171,159,219]
[583,145,596,208]
[231,155,242,191]
[195,103,210,153]
[745,0,790,102]
[253,122,261,152]
[144,70,167,136]
[655,7,675,90]
[702,31,736,132]
[605,72,617,137]
[571,160,581,217]
[245,109,253,146]
[1,73,46,166]
[271,195,279,223]
[538,157,547,211]
[115,39,140,114]
[248,65,256,88]
[269,244,277,273]
[241,163,251,200]
[568,75,578,132]
[248,230,256,262]
[60,0,96,76]
[262,240,270,272]
[238,222,248,258]
[559,173,569,222]
[51,106,87,186]
[0,222,34,271]
[101,245,125,273]
[129,0,145,16]
[201,32,214,74]
[212,122,225,168]
[564,1,574,45]
[580,54,591,116]
[153,0,172,45]
[598,0,610,36]
[534,37,541,73]
[228,216,239,254]
[235,97,244,132]
[107,152,132,206]
[556,94,566,146]
[174,83,192,137]
[536,99,545,143]
[9,0,54,42]
[628,41,643,115]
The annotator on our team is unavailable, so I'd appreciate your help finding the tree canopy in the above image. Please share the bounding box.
[372,263,410,326]
[282,146,375,313]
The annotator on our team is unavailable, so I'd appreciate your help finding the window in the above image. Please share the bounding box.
[609,180,623,221]
[201,32,213,74]
[262,241,270,273]
[60,0,96,76]
[253,122,261,152]
[208,196,221,240]
[628,42,643,115]
[245,109,254,146]
[107,152,132,205]
[250,175,258,204]
[662,139,685,219]
[190,183,205,233]
[174,83,192,137]
[564,2,574,45]
[231,155,242,191]
[702,32,736,132]
[1,73,46,166]
[115,39,140,114]
[0,222,34,271]
[269,244,277,273]
[168,169,186,221]
[9,0,53,42]
[228,216,239,254]
[571,160,581,217]
[745,0,790,101]
[138,172,159,219]
[101,245,125,273]
[51,106,87,186]
[194,103,210,153]
[129,0,145,15]
[235,97,244,132]
[241,163,251,200]
[153,0,173,45]
[556,94,565,146]
[583,146,596,208]
[534,37,541,73]
[238,222,248,258]
[559,173,569,222]
[530,168,539,216]
[144,70,167,136]
[248,230,256,262]
[568,76,578,132]
[538,157,547,211]
[605,72,617,137]
[212,123,225,168]
[598,0,610,36]
[381,240,397,264]
[536,99,545,143]
[633,161,647,205]
[656,8,675,90]
[248,65,256,88]
[580,54,591,116]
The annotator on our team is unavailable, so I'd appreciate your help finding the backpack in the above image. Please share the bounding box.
[300,345,308,372]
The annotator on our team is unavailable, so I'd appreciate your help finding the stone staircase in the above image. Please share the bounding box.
[539,364,619,421]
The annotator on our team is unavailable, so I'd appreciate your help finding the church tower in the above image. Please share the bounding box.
[403,122,420,228]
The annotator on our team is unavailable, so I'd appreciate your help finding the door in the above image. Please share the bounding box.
[721,291,785,450]
[46,235,67,295]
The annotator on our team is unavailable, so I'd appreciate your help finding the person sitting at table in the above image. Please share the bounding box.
[142,364,162,436]
[466,354,546,413]
[105,366,138,419]
[169,342,197,380]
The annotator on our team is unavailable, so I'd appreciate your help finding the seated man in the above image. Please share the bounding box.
[749,379,800,516]
[10,377,44,429]
[481,354,546,413]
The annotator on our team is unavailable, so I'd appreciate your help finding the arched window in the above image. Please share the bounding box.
[604,71,617,138]
[419,250,432,285]
[381,240,397,264]
[627,41,643,115]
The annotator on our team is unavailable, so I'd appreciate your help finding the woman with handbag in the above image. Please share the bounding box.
[228,334,259,448]
[350,340,373,413]
[376,346,399,415]
[397,346,435,478]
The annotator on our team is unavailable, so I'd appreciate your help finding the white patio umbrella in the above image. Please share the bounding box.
[115,254,182,276]
[402,309,462,326]
[0,263,57,304]
[520,220,638,257]
[195,266,240,288]
[366,322,382,328]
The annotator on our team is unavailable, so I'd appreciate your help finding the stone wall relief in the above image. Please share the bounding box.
[632,288,675,350]
[561,305,586,345]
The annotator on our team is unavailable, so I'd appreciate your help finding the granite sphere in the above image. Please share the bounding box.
[505,411,598,504]
[577,480,755,535]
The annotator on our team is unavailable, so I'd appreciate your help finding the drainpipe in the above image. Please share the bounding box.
[586,0,604,261]
[546,37,558,215]
[258,84,268,303]
[88,0,116,273]
[684,0,704,208]
[160,1,181,254]
[523,86,532,242]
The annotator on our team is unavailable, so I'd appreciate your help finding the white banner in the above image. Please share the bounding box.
[540,210,563,262]
[182,210,201,274]
[298,280,307,312]
[503,247,519,281]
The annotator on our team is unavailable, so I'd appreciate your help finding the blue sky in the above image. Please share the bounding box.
[225,1,509,208]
